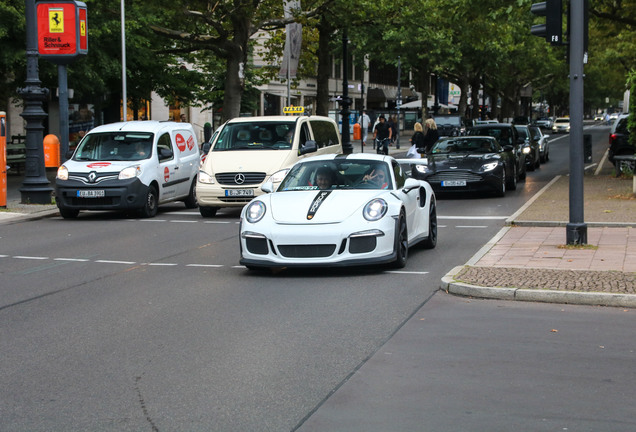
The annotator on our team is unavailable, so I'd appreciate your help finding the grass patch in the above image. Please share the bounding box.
[557,244,599,250]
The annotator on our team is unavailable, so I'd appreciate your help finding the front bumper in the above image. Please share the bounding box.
[56,177,149,211]
[197,183,263,209]
[420,169,503,194]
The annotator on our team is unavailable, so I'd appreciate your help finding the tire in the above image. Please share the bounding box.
[393,213,408,268]
[421,201,437,249]
[519,160,527,180]
[58,207,79,219]
[506,163,517,190]
[199,206,218,217]
[184,180,198,208]
[139,185,158,218]
[495,169,506,197]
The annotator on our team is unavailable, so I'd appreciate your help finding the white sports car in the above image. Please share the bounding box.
[239,153,437,270]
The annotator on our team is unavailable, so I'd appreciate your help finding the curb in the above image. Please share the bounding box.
[0,207,59,225]
[441,266,636,308]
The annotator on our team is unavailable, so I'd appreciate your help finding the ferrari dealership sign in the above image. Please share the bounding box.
[37,1,87,63]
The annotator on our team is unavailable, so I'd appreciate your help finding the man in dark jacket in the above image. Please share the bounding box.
[373,115,392,155]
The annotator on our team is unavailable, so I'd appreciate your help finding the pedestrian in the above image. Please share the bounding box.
[359,110,371,147]
[373,114,392,155]
[387,115,398,146]
[421,118,439,154]
[410,122,425,155]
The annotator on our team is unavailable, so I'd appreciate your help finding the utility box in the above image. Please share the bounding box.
[584,134,592,163]
[43,134,60,167]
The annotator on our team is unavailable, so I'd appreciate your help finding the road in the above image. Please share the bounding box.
[1,124,634,431]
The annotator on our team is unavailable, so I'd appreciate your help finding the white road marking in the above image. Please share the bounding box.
[186,264,224,268]
[13,256,48,260]
[54,258,90,262]
[385,271,429,275]
[144,262,179,266]
[203,221,232,224]
[95,260,136,265]
[169,220,198,223]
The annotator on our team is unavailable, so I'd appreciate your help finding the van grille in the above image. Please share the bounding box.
[216,172,267,185]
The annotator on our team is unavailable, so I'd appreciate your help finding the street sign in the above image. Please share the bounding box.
[36,1,87,64]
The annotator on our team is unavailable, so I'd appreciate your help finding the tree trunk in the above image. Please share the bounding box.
[457,75,468,118]
[222,17,250,122]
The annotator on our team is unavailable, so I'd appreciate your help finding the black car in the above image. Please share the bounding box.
[515,124,540,171]
[467,123,526,181]
[432,115,468,137]
[411,136,517,197]
[609,114,635,169]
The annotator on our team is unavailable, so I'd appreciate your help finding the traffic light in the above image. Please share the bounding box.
[531,0,562,45]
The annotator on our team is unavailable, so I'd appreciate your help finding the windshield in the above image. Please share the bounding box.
[73,132,153,161]
[432,138,499,154]
[515,127,529,139]
[434,116,461,126]
[468,127,513,146]
[212,121,296,151]
[278,160,392,191]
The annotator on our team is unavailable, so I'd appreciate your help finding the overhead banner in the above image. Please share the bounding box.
[278,0,302,79]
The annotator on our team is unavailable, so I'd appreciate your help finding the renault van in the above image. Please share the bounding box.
[196,115,342,217]
[56,121,200,218]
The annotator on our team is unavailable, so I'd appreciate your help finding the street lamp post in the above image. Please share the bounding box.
[19,0,53,204]
[396,56,401,149]
[341,31,352,154]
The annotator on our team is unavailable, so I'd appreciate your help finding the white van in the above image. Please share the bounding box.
[196,115,342,217]
[55,121,200,218]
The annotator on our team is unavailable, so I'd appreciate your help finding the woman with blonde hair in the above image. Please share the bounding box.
[410,122,425,154]
[421,118,439,154]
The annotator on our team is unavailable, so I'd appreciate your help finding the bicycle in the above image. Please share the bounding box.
[375,137,389,155]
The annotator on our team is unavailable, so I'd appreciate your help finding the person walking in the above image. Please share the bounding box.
[360,110,371,147]
[373,114,392,155]
[410,122,426,155]
[420,118,439,154]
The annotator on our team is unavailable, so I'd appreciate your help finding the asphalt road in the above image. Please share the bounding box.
[2,124,634,431]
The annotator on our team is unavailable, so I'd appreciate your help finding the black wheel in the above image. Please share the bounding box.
[421,201,437,249]
[495,169,506,197]
[393,213,408,268]
[544,148,549,162]
[184,180,198,208]
[139,185,158,218]
[199,206,218,217]
[506,163,517,190]
[519,161,527,180]
[58,207,79,219]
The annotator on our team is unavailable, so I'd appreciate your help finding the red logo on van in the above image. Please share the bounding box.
[164,166,170,182]
[175,133,186,152]
[187,135,195,151]
[87,162,111,168]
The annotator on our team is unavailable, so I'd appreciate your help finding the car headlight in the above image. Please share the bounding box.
[414,164,429,174]
[119,165,141,180]
[481,162,498,171]
[57,165,69,180]
[246,200,266,223]
[522,146,531,154]
[363,198,388,221]
[198,170,215,184]
[268,169,289,184]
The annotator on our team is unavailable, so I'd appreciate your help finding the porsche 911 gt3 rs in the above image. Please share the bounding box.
[239,154,437,270]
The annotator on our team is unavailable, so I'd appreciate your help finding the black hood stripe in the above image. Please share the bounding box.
[307,190,331,220]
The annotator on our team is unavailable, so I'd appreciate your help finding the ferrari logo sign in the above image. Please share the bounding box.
[49,8,64,33]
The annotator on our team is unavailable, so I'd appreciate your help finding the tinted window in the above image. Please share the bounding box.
[212,121,295,151]
[616,118,629,135]
[309,120,339,148]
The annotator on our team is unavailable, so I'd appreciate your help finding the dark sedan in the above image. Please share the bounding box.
[410,136,517,197]
[515,125,541,171]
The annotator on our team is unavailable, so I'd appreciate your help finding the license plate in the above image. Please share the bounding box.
[77,189,105,198]
[225,189,254,197]
[441,180,466,187]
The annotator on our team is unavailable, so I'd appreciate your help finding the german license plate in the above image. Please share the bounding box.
[225,189,254,197]
[441,180,466,187]
[77,189,105,198]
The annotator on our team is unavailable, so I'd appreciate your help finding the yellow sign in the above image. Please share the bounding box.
[49,8,64,33]
[283,106,304,114]
[80,21,86,37]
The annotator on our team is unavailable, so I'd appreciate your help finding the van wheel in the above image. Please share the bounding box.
[184,180,198,208]
[139,185,158,218]
[59,207,79,219]
[199,206,218,217]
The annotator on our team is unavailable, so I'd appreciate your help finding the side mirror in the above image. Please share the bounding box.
[159,147,173,160]
[202,142,211,153]
[402,177,420,193]
[261,181,274,193]
[299,140,317,155]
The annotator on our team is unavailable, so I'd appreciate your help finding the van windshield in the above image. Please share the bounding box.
[73,132,154,161]
[212,121,295,151]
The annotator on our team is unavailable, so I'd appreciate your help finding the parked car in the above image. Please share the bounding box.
[515,125,540,171]
[534,117,553,129]
[56,121,200,219]
[239,153,437,270]
[197,115,342,217]
[407,136,517,197]
[467,123,527,181]
[529,125,550,163]
[552,117,570,134]
[608,113,635,171]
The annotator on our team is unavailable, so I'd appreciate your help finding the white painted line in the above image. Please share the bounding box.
[54,258,90,262]
[169,220,198,223]
[145,262,179,266]
[95,260,136,265]
[456,225,488,228]
[186,264,224,268]
[0,254,9,258]
[203,221,232,224]
[438,216,509,220]
[138,219,167,222]
[14,256,48,260]
[385,271,429,275]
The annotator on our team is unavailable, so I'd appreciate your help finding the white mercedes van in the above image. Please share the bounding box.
[56,121,200,218]
[196,115,342,217]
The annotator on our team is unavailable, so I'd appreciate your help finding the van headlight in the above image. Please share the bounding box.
[198,170,215,184]
[119,165,142,179]
[268,169,289,183]
[57,165,69,180]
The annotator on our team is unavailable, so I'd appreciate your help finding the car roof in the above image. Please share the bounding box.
[298,153,393,164]
[225,115,334,124]
[439,135,497,141]
[88,120,191,134]
[469,123,513,128]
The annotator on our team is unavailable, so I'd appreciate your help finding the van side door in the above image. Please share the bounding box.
[156,132,180,200]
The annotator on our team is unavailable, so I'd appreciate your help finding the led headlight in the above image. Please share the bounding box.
[198,170,215,184]
[57,165,69,180]
[481,162,498,171]
[363,198,387,221]
[246,200,266,223]
[119,165,142,180]
[522,146,531,154]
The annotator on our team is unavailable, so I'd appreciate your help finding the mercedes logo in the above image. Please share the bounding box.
[234,173,246,185]
[88,172,97,183]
